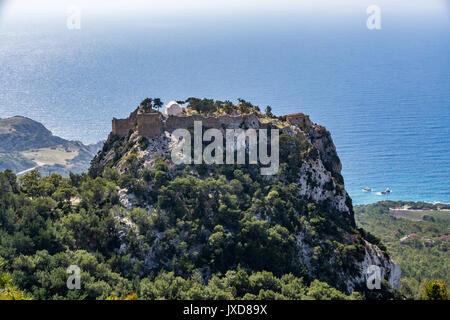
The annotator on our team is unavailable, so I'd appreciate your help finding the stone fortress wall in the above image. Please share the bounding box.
[112,109,139,136]
[136,113,163,137]
[112,118,134,136]
[285,113,313,129]
[112,108,312,138]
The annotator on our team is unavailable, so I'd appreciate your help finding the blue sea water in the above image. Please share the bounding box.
[0,6,449,204]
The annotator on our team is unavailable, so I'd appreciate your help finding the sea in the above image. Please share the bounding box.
[0,2,449,204]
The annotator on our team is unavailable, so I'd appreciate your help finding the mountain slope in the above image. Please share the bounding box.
[0,98,403,300]
[91,99,401,295]
[0,116,67,152]
[0,116,102,175]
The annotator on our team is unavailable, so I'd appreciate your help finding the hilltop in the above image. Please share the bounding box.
[90,98,401,296]
[0,98,403,300]
[0,116,68,152]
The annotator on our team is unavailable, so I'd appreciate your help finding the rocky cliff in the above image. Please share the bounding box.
[92,100,401,295]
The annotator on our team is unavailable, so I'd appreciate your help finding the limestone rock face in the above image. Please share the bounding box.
[347,241,401,291]
[309,126,344,185]
[296,159,350,214]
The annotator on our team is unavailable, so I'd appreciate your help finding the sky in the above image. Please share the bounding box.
[0,0,447,37]
[1,0,448,23]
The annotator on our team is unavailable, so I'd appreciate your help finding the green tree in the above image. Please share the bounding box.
[421,279,448,300]
[153,98,163,111]
[19,170,42,197]
[140,98,153,112]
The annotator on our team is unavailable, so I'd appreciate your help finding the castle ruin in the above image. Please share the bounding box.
[112,106,313,138]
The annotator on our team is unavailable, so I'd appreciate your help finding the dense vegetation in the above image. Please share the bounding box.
[355,201,449,299]
[89,126,400,298]
[0,100,409,300]
[0,128,384,300]
[0,167,369,300]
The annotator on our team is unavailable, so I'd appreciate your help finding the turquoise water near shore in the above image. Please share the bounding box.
[0,6,449,204]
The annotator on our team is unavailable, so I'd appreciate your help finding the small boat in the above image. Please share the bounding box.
[381,188,391,195]
[362,187,373,192]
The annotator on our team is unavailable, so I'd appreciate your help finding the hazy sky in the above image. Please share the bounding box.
[1,0,447,19]
[0,0,448,33]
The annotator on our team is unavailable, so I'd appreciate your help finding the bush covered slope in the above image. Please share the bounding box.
[0,169,366,300]
[0,99,402,299]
